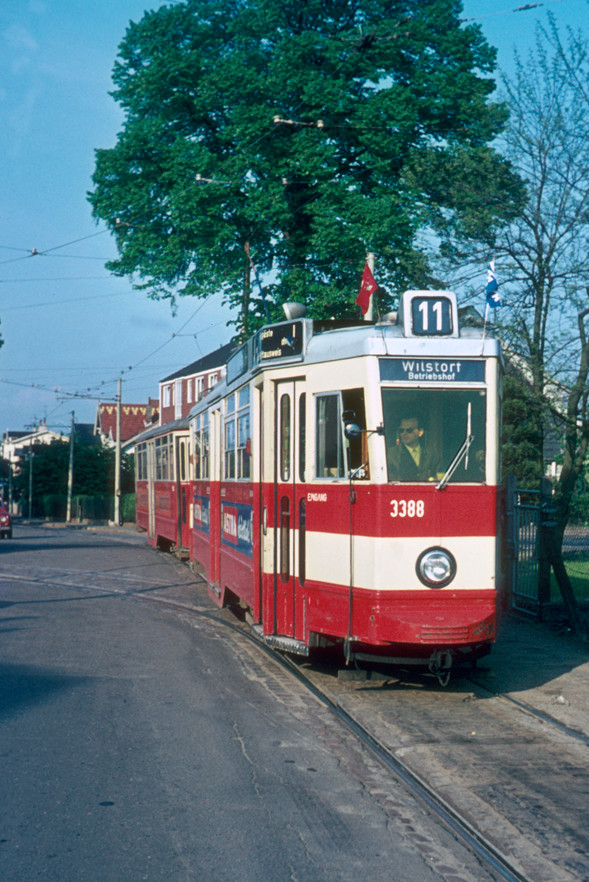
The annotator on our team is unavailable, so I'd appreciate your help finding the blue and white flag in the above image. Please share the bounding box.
[486,260,501,308]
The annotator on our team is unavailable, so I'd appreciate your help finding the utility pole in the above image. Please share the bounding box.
[28,451,34,520]
[67,411,75,522]
[114,378,122,526]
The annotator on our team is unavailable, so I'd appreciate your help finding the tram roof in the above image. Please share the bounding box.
[187,307,502,420]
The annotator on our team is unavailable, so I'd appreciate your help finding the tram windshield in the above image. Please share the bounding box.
[381,389,486,483]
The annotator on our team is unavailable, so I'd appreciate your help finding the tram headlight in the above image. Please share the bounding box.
[416,547,456,588]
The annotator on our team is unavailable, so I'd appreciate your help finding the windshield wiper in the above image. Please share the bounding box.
[436,403,473,491]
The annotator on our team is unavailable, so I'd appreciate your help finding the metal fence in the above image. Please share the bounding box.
[505,476,589,618]
[505,482,543,616]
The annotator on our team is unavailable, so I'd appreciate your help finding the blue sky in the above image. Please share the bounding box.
[1,0,587,434]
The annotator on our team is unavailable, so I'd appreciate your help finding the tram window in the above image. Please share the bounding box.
[299,393,306,483]
[136,443,146,481]
[381,389,487,483]
[224,417,236,479]
[194,412,209,480]
[156,435,173,481]
[315,390,367,480]
[224,387,251,481]
[169,437,175,481]
[155,438,162,480]
[238,412,250,478]
[342,389,369,479]
[280,393,291,481]
[180,441,186,481]
[316,394,345,479]
[237,385,251,479]
[225,394,236,479]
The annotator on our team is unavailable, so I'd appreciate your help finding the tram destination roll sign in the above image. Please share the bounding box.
[379,358,485,383]
[255,320,304,363]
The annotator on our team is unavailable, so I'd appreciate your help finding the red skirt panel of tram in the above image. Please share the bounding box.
[258,480,499,658]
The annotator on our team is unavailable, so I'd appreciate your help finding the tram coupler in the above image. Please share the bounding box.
[428,650,453,687]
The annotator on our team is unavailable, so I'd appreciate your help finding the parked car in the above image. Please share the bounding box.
[0,506,12,539]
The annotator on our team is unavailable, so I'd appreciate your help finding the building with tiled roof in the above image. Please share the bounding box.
[95,399,159,449]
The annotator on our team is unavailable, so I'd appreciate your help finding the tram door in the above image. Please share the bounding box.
[272,379,306,640]
[175,435,190,550]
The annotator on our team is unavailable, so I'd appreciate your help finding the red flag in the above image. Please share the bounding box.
[355,263,377,315]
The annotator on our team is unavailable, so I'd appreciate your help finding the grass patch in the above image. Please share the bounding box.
[552,556,589,601]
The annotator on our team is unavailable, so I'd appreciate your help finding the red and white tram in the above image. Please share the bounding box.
[135,419,192,556]
[137,289,503,682]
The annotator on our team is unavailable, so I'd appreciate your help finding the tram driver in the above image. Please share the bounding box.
[388,415,441,482]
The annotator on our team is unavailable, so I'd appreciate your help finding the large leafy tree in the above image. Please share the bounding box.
[479,20,589,632]
[89,0,522,329]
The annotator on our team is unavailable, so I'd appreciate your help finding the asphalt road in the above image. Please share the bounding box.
[0,525,491,882]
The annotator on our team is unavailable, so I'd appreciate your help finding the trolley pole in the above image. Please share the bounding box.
[66,411,75,523]
[114,378,122,526]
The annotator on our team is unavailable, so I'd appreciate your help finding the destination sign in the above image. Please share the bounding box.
[254,320,304,364]
[227,344,248,384]
[379,358,485,383]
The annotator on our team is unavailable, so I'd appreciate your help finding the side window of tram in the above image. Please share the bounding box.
[224,394,236,479]
[299,393,306,483]
[280,393,291,481]
[136,443,146,481]
[155,436,174,481]
[224,388,251,481]
[179,441,186,481]
[194,412,210,480]
[315,394,345,478]
[237,386,251,480]
[342,388,368,478]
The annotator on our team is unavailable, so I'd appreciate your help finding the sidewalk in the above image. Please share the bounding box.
[478,612,589,739]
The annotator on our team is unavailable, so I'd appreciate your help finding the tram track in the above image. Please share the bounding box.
[127,586,549,882]
[2,558,585,882]
[127,583,540,882]
[274,653,531,882]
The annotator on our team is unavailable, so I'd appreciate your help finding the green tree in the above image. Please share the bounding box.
[501,371,545,489]
[488,20,589,632]
[14,439,134,517]
[89,0,522,331]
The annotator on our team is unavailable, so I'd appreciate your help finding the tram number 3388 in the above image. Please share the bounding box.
[390,499,425,518]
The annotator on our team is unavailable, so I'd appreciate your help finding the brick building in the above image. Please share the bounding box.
[158,341,236,424]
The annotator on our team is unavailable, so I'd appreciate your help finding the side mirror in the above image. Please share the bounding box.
[344,422,364,440]
[342,409,385,439]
